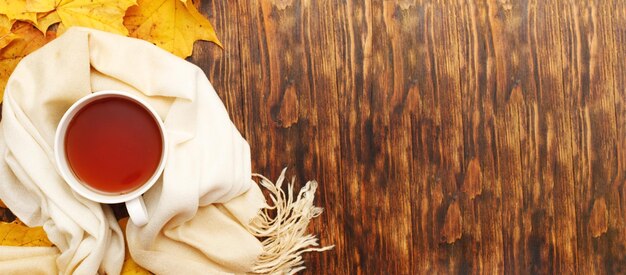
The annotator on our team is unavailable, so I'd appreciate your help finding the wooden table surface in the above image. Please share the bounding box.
[2,0,626,274]
[193,0,626,274]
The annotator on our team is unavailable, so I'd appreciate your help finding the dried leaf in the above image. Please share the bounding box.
[119,217,151,275]
[0,209,15,223]
[0,220,53,247]
[0,211,15,223]
[0,22,55,102]
[0,199,17,223]
[0,0,37,24]
[124,0,221,58]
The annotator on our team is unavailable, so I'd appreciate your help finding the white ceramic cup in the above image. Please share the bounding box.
[54,90,167,227]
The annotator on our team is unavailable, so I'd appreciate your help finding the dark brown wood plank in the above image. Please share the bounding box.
[328,1,366,273]
[226,0,348,272]
[295,0,346,271]
[461,1,504,273]
[579,1,626,273]
[488,1,544,273]
[607,1,626,273]
[560,1,592,273]
[194,0,245,130]
[428,2,470,273]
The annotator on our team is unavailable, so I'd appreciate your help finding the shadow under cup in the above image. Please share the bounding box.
[54,91,168,226]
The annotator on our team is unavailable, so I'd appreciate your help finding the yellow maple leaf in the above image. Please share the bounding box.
[0,14,18,49]
[25,0,60,13]
[21,0,135,35]
[0,14,10,32]
[118,217,152,275]
[0,220,53,247]
[124,0,221,58]
[0,0,38,23]
[0,22,55,102]
[56,0,135,35]
[34,10,60,33]
[26,0,60,32]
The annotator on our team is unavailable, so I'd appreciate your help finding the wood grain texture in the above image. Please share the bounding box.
[2,0,626,273]
[196,0,626,273]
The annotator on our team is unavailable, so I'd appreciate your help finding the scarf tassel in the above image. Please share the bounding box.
[249,169,334,274]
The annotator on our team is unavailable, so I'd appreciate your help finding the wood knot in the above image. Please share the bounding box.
[441,201,462,244]
[589,198,608,238]
[508,83,524,105]
[273,0,293,10]
[461,158,482,200]
[271,85,299,128]
[398,0,416,10]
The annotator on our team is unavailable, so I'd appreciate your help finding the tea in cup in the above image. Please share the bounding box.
[54,90,167,226]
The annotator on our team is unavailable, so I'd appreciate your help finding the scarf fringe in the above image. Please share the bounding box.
[249,168,334,274]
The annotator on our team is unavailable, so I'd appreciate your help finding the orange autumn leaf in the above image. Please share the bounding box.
[124,0,221,58]
[0,220,53,247]
[119,217,152,275]
[0,22,55,101]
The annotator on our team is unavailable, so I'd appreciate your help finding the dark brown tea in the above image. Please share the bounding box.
[65,97,163,194]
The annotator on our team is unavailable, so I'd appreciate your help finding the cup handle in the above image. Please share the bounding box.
[126,196,148,226]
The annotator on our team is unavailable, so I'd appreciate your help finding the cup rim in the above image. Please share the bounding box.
[54,90,168,204]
